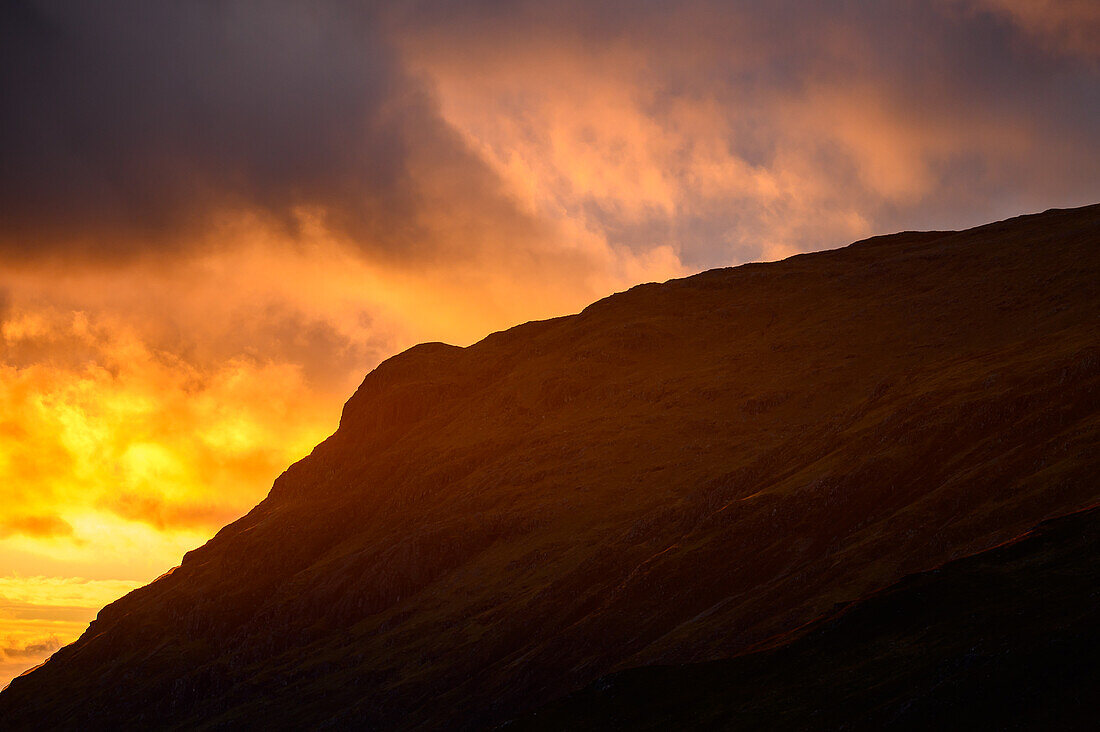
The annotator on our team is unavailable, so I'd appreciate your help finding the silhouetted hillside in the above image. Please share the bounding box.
[516,503,1100,730]
[1,204,1098,730]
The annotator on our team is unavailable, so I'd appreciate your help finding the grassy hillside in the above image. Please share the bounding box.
[1,204,1097,730]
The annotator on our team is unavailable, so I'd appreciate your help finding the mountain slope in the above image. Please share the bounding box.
[516,503,1100,730]
[1,205,1098,730]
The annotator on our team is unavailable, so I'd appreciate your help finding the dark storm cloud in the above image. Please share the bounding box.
[0,0,538,261]
[1,0,1097,267]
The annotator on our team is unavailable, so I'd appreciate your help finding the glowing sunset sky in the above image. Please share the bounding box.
[1,0,1098,687]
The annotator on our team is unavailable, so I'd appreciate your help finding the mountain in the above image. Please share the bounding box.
[516,502,1100,730]
[1,204,1098,730]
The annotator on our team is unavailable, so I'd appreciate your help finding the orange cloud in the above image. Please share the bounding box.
[1,636,60,662]
[396,0,1098,270]
[0,517,74,540]
[1,636,60,692]
[0,309,332,528]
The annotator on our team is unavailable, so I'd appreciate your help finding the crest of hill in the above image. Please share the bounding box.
[1,203,1098,731]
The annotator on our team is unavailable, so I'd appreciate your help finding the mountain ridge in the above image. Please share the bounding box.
[1,203,1098,730]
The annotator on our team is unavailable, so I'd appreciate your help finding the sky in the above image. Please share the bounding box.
[1,0,1098,687]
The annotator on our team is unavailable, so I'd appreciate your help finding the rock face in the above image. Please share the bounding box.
[1,205,1098,730]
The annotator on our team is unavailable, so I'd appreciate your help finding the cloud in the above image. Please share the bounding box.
[0,516,74,540]
[0,306,337,541]
[0,576,142,689]
[1,636,60,662]
[395,0,1100,268]
[958,0,1100,58]
[0,1,554,267]
[2,634,60,691]
[97,493,247,534]
[0,576,141,608]
[2,0,1097,271]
